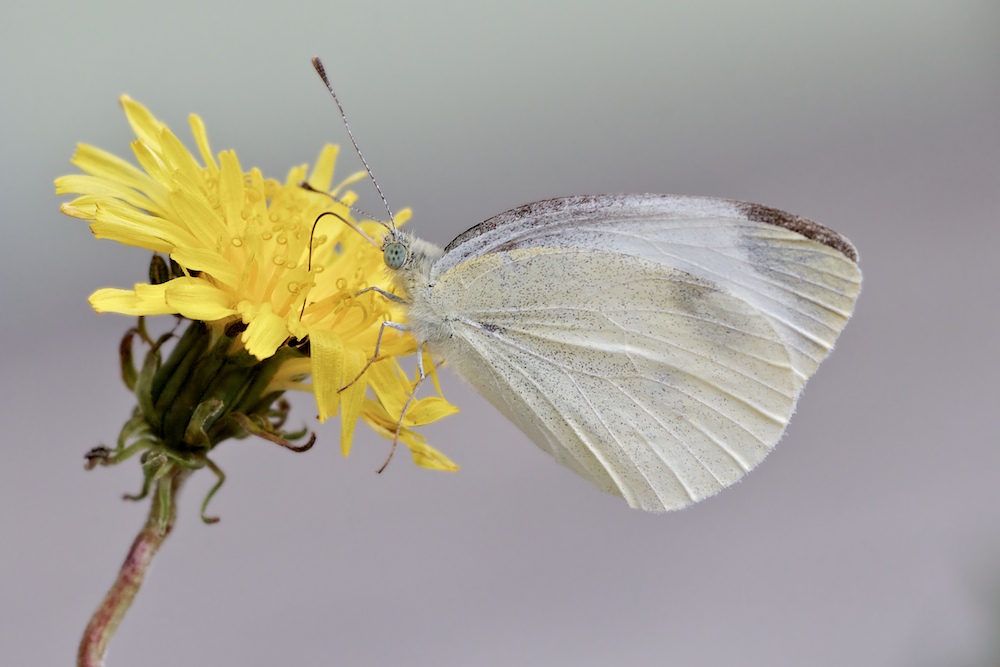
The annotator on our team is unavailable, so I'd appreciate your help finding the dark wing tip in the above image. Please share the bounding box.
[736,201,859,263]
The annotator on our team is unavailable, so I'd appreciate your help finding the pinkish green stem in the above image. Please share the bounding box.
[78,471,187,667]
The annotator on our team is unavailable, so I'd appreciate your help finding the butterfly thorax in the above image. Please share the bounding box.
[383,231,451,345]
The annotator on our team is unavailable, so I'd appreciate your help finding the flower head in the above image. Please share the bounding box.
[57,96,458,470]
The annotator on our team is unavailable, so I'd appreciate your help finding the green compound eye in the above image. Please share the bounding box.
[383,241,407,269]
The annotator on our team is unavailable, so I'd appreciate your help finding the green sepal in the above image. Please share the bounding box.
[233,347,302,415]
[199,458,225,524]
[169,257,184,280]
[191,346,263,441]
[161,332,233,447]
[119,328,139,392]
[228,412,316,452]
[245,390,285,421]
[183,399,224,450]
[281,423,309,441]
[117,409,153,451]
[151,321,208,408]
[122,452,157,501]
[148,254,170,285]
[83,434,158,470]
[135,347,162,431]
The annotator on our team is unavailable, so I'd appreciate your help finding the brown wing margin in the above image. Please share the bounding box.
[444,194,859,263]
[734,201,858,263]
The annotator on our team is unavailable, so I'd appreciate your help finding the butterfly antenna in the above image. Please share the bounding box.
[311,56,396,231]
[298,208,382,320]
[299,181,384,227]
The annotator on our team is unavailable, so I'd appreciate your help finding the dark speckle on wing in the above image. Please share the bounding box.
[444,196,608,254]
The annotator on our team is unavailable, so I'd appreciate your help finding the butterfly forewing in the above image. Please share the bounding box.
[438,195,860,384]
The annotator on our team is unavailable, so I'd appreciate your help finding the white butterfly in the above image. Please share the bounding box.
[377,193,861,512]
[307,58,861,512]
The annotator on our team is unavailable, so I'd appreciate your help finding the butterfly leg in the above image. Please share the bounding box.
[354,285,407,304]
[337,286,410,390]
[339,320,411,392]
[376,343,430,474]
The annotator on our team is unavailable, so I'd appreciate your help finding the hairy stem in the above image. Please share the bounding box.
[78,470,188,667]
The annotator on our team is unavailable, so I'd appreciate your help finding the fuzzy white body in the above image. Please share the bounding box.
[383,194,861,512]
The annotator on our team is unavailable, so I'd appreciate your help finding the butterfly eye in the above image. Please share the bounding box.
[383,241,408,269]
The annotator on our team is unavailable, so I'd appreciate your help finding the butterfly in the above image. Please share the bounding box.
[308,58,861,512]
[376,193,861,511]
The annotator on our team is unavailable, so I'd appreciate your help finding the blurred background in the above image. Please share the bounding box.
[3,1,998,665]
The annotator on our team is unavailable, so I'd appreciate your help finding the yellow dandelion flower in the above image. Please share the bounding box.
[57,96,458,470]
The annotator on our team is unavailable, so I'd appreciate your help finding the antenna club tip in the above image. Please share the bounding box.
[309,57,395,225]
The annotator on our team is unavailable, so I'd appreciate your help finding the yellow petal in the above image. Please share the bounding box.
[266,356,312,393]
[308,328,344,423]
[337,349,368,455]
[307,145,339,192]
[188,113,218,172]
[394,208,412,226]
[54,175,164,217]
[170,247,240,289]
[405,439,459,472]
[239,301,290,360]
[329,170,368,198]
[165,278,236,321]
[167,186,228,250]
[130,139,170,186]
[402,396,460,426]
[70,143,164,201]
[218,150,246,234]
[89,199,183,253]
[359,407,459,472]
[158,124,206,184]
[283,163,309,189]
[365,359,410,415]
[120,95,167,152]
[90,285,176,315]
[421,347,444,396]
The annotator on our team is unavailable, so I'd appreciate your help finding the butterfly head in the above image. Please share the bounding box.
[378,227,444,301]
[382,231,409,270]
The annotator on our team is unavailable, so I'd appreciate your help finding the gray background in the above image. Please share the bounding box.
[3,1,999,665]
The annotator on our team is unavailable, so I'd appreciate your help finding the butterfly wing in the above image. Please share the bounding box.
[424,194,861,511]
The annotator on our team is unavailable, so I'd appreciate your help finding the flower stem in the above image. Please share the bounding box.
[78,470,188,667]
